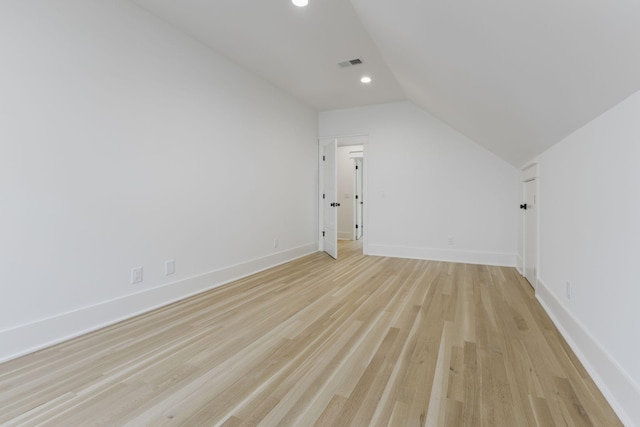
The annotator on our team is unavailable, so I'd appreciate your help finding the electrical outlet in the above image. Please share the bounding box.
[566,281,571,300]
[447,236,454,246]
[274,239,279,248]
[165,260,175,276]
[131,267,143,284]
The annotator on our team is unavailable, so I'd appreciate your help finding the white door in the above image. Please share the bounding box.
[322,140,338,259]
[524,179,537,288]
[355,159,363,240]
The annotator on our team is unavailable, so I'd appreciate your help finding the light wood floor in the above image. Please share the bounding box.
[0,241,621,426]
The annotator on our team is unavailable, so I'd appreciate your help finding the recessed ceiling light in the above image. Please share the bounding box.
[360,76,372,84]
[292,0,308,7]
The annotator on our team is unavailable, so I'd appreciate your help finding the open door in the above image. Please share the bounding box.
[524,179,537,288]
[322,139,338,259]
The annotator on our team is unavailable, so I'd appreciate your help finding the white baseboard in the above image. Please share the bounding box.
[366,244,515,267]
[338,231,354,240]
[0,243,318,364]
[515,255,524,275]
[536,279,640,427]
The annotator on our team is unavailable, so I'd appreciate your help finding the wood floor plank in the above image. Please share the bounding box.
[0,241,622,426]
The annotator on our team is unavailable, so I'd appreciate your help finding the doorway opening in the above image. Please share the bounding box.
[519,163,538,289]
[319,135,368,259]
[337,145,364,242]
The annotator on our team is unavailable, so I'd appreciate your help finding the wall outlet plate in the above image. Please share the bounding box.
[165,260,175,276]
[131,267,143,284]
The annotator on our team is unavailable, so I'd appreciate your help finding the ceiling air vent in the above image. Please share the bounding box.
[338,58,364,68]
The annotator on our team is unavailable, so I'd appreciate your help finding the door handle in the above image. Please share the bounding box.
[330,202,341,207]
[520,204,528,210]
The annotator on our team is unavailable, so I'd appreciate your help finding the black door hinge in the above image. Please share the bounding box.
[322,231,325,237]
[323,193,325,199]
[356,224,359,229]
[356,165,359,170]
[355,195,359,199]
[322,155,326,161]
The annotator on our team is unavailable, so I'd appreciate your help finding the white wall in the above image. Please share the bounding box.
[320,102,519,265]
[536,90,640,426]
[0,0,318,362]
[337,145,360,240]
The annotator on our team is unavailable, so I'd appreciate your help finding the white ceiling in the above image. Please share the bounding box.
[132,0,640,167]
[132,0,405,112]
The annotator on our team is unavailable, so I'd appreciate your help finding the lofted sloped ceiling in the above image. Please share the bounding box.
[351,0,640,166]
[131,0,405,112]
[132,0,640,167]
